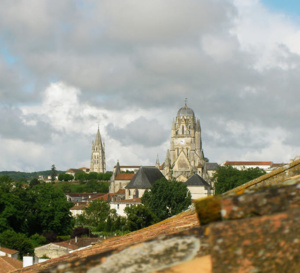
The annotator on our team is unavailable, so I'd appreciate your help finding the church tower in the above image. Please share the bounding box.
[162,101,207,182]
[90,127,106,173]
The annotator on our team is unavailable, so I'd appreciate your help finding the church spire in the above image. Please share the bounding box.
[95,126,102,145]
[156,155,160,169]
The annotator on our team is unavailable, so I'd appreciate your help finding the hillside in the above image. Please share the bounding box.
[0,170,65,181]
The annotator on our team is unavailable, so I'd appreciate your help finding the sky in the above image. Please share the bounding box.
[1,0,300,172]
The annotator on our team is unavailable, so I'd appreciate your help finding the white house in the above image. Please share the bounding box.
[110,198,142,217]
[184,174,213,200]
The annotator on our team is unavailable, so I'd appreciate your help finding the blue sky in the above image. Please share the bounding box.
[262,0,300,18]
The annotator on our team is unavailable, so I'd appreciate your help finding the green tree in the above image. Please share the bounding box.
[0,230,34,259]
[84,200,111,227]
[141,178,191,221]
[125,204,158,231]
[29,178,40,188]
[25,183,74,235]
[75,171,88,182]
[51,164,56,183]
[213,166,266,194]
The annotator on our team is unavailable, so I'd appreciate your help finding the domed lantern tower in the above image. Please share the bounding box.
[163,101,206,182]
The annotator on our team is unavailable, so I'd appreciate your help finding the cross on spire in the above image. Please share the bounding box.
[185,98,188,106]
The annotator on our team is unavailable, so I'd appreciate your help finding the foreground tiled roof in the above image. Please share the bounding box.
[13,209,199,273]
[0,256,22,273]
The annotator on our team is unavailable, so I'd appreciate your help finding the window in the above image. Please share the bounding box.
[182,125,184,134]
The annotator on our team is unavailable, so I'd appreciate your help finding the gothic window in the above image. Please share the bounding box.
[182,125,184,134]
[186,149,189,157]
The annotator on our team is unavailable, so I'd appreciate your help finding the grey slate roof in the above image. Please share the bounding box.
[206,162,219,171]
[177,104,195,117]
[185,174,213,189]
[126,167,165,189]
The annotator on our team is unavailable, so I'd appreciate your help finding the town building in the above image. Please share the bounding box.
[184,173,213,200]
[223,161,286,173]
[161,102,208,182]
[90,127,106,173]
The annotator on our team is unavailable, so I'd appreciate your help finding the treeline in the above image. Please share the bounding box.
[54,180,109,193]
[58,171,112,182]
[0,175,74,258]
[0,170,65,182]
[213,166,266,194]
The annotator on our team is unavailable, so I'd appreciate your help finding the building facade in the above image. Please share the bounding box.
[90,127,106,173]
[161,102,208,182]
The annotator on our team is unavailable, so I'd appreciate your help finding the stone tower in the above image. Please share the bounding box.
[162,102,207,182]
[90,127,106,173]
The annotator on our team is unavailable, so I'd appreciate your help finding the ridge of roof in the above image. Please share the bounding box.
[224,161,272,166]
[185,174,212,189]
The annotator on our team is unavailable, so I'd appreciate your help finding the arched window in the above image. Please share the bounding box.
[182,125,184,134]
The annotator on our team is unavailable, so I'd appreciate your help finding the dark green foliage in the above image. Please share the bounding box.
[213,166,266,194]
[54,181,109,193]
[58,174,74,181]
[75,171,89,182]
[0,230,34,259]
[125,204,158,231]
[29,178,40,188]
[0,170,65,182]
[25,183,74,235]
[0,179,74,236]
[30,233,47,248]
[71,227,92,238]
[141,178,191,221]
[84,200,111,227]
[51,164,57,182]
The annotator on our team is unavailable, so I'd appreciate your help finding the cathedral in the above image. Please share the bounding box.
[90,127,106,173]
[160,102,208,182]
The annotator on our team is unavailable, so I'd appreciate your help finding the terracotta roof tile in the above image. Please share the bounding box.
[0,256,22,273]
[0,247,18,255]
[13,209,199,273]
[224,161,272,166]
[111,198,141,204]
[115,173,135,180]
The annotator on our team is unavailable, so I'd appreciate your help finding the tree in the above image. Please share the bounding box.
[29,178,40,188]
[75,171,88,182]
[25,183,74,235]
[51,164,56,183]
[0,230,34,259]
[84,200,111,227]
[141,178,191,221]
[213,166,266,194]
[125,204,157,231]
[58,174,74,182]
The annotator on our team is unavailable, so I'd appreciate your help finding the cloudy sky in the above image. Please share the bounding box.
[1,0,300,172]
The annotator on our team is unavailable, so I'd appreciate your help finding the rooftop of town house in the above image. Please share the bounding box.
[224,161,273,166]
[114,173,135,180]
[0,256,22,273]
[0,247,18,255]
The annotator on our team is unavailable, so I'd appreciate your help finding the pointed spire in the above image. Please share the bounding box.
[156,154,160,168]
[185,98,188,106]
[95,126,102,145]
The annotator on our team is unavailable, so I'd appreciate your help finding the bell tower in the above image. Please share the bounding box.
[90,127,106,173]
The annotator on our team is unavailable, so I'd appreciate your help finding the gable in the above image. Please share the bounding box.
[173,151,192,172]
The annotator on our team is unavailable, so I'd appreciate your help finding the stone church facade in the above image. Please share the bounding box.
[90,127,106,173]
[161,102,208,182]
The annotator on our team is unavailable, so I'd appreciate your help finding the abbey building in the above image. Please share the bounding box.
[90,127,106,173]
[161,102,208,182]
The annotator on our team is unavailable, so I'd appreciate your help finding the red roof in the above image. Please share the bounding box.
[54,242,78,251]
[0,247,18,255]
[224,161,272,166]
[115,173,135,180]
[0,256,22,272]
